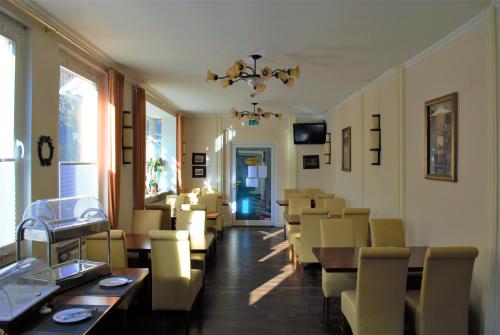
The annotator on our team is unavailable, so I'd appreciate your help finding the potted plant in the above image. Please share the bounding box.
[146,158,164,194]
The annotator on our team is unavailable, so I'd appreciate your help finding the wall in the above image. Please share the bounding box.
[326,10,496,334]
[404,18,490,332]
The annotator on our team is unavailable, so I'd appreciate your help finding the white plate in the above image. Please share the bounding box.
[53,308,93,324]
[99,277,129,287]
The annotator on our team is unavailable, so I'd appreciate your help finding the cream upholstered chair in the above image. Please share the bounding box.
[303,188,322,198]
[149,230,203,311]
[323,198,346,217]
[132,210,162,234]
[314,194,335,209]
[86,230,128,268]
[174,193,189,215]
[369,218,405,247]
[176,207,207,272]
[286,196,312,255]
[341,247,410,335]
[320,219,357,324]
[292,208,328,264]
[405,247,478,335]
[343,208,370,247]
[199,194,223,237]
[283,188,301,201]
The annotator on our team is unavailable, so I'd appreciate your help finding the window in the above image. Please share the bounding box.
[58,66,99,199]
[145,102,177,195]
[0,14,27,249]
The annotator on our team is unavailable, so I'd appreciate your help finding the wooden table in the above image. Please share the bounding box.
[14,268,149,335]
[312,247,427,273]
[284,213,341,225]
[277,199,316,207]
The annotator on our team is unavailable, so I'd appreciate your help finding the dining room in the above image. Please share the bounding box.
[0,0,499,334]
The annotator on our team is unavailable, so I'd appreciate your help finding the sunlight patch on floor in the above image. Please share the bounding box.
[258,229,284,240]
[258,240,289,263]
[248,264,294,306]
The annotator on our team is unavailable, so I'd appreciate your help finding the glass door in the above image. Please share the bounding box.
[232,145,273,226]
[0,14,27,249]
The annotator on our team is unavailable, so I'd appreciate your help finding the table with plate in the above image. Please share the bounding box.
[14,268,149,335]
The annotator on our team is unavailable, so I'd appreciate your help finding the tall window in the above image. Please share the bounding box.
[145,102,176,195]
[0,15,26,249]
[58,66,99,199]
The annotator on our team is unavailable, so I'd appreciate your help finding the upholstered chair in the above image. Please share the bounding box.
[198,194,221,237]
[303,188,322,198]
[320,219,357,324]
[86,230,127,268]
[323,198,346,218]
[149,230,203,311]
[341,247,410,335]
[314,194,335,209]
[342,208,370,247]
[176,207,207,272]
[369,218,405,247]
[286,196,312,255]
[292,208,328,264]
[405,247,478,335]
[174,193,189,215]
[132,210,162,234]
[281,188,301,240]
[283,188,301,201]
[145,203,172,229]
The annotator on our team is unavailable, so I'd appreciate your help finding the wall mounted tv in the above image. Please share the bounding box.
[293,122,327,144]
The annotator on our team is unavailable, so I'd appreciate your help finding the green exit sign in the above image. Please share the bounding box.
[248,119,259,126]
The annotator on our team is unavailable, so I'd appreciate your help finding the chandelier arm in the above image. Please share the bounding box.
[231,78,243,83]
[245,66,256,75]
[271,69,286,75]
[216,74,231,80]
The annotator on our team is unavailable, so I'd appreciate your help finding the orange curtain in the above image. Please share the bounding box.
[133,86,146,209]
[176,114,183,194]
[107,69,124,228]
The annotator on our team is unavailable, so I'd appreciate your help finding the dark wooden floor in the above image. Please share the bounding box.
[102,227,341,334]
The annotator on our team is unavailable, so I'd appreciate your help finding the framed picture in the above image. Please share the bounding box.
[192,153,206,165]
[192,166,206,178]
[342,127,351,171]
[303,155,320,169]
[425,92,458,182]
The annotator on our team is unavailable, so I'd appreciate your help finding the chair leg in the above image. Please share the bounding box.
[324,297,330,326]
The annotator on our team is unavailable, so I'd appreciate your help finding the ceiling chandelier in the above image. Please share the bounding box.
[230,102,282,120]
[207,54,300,93]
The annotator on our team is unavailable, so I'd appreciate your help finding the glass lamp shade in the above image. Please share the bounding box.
[289,66,300,78]
[248,165,258,178]
[285,77,295,88]
[258,165,267,178]
[207,70,217,81]
[221,79,232,88]
[276,71,287,81]
[256,83,266,93]
[261,67,272,79]
[246,178,259,188]
[275,114,283,120]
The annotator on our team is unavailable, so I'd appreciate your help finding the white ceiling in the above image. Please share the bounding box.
[30,0,489,115]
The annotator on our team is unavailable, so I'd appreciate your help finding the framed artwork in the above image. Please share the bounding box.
[192,153,206,165]
[342,127,351,171]
[425,92,458,182]
[303,155,320,169]
[192,166,206,178]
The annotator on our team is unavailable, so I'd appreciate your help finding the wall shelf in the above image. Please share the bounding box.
[369,114,381,165]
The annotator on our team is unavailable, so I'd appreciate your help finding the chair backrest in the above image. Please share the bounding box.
[369,218,405,247]
[419,247,478,335]
[320,219,355,247]
[176,209,206,239]
[175,193,189,212]
[198,194,219,212]
[132,209,162,234]
[299,209,329,263]
[283,188,301,201]
[288,196,311,216]
[187,192,199,204]
[343,208,370,247]
[314,194,335,209]
[303,188,322,198]
[323,198,346,217]
[86,230,127,268]
[356,247,410,335]
[150,230,191,278]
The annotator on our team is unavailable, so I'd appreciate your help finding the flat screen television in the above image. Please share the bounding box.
[293,122,327,144]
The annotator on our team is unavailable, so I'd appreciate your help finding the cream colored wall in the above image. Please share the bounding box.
[404,19,489,332]
[326,12,494,334]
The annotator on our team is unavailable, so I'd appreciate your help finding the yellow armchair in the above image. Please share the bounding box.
[342,208,370,247]
[369,218,405,247]
[323,198,346,217]
[341,247,410,335]
[86,230,127,269]
[292,208,328,264]
[132,209,162,234]
[405,247,478,335]
[149,230,203,311]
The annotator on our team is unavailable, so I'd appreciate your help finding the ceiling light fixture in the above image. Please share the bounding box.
[207,55,300,93]
[230,102,282,120]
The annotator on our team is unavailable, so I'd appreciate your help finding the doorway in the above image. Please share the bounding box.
[231,144,274,226]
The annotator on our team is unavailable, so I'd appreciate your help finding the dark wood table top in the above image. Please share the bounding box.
[126,233,214,254]
[276,200,289,206]
[285,213,341,225]
[312,247,427,273]
[207,211,220,220]
[16,268,149,335]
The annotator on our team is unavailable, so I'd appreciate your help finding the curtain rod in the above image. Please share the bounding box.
[7,0,171,109]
